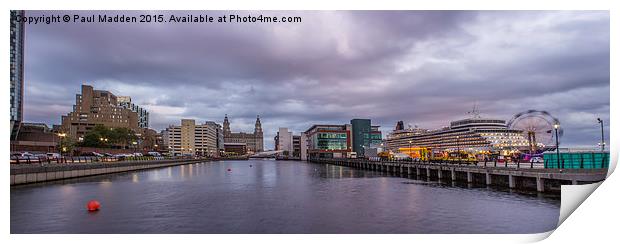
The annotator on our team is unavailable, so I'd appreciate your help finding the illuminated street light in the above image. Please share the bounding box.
[57,133,67,156]
[597,118,605,152]
[554,123,560,168]
[361,145,365,157]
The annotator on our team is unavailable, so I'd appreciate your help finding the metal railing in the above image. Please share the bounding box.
[310,157,548,169]
[9,155,206,165]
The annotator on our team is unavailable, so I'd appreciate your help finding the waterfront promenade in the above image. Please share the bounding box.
[310,158,608,192]
[10,157,210,185]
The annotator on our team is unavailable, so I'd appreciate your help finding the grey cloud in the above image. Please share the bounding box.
[23,10,610,149]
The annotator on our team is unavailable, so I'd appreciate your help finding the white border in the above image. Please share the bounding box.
[3,1,617,243]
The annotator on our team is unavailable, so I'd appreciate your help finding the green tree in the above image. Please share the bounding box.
[79,125,137,148]
[111,127,137,148]
[81,132,105,147]
[59,136,76,155]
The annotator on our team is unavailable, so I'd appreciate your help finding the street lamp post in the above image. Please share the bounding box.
[362,145,365,158]
[554,123,561,168]
[57,133,67,156]
[597,118,605,152]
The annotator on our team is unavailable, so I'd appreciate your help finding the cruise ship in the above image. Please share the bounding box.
[385,116,529,155]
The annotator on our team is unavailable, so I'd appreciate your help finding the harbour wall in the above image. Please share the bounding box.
[10,158,208,185]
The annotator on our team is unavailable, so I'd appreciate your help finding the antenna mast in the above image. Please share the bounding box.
[468,102,481,118]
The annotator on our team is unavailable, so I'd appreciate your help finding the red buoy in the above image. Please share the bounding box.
[227,168,232,172]
[87,200,101,211]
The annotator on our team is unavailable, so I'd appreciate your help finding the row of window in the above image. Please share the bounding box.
[317,133,347,139]
[316,140,348,150]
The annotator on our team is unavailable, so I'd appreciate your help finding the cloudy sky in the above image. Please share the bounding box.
[23,11,609,149]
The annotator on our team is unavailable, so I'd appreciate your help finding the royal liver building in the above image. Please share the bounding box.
[223,115,264,153]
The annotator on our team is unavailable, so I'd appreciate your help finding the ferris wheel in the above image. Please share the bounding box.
[507,110,563,153]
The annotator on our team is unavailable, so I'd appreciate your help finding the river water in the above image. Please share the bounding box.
[11,159,560,234]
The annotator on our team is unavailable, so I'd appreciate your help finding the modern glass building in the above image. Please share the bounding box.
[370,126,383,146]
[304,124,352,158]
[351,119,371,155]
[10,10,25,140]
[350,119,382,156]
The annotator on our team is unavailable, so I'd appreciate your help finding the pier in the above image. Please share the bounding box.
[310,158,608,192]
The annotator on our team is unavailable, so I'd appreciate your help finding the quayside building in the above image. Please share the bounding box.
[303,119,382,159]
[165,119,224,157]
[223,115,264,154]
[61,85,141,140]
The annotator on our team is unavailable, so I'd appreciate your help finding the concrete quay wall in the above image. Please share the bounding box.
[10,159,207,185]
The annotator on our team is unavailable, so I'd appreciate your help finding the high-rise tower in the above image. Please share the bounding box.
[10,10,25,140]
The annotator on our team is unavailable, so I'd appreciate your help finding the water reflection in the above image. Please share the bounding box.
[261,160,277,187]
[11,159,560,234]
[60,185,75,196]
